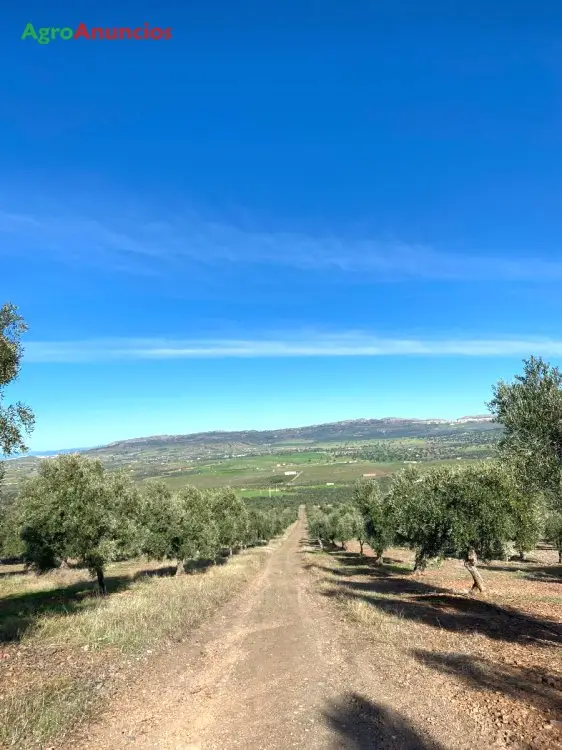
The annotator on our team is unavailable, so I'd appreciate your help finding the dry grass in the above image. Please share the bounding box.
[33,551,267,653]
[0,677,97,749]
[0,546,271,749]
[0,558,170,607]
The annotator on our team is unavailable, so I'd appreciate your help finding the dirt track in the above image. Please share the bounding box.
[69,512,515,750]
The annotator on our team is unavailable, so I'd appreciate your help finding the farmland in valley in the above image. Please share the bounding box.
[2,416,500,499]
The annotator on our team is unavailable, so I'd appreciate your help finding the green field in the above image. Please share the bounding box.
[3,430,499,500]
[146,455,480,493]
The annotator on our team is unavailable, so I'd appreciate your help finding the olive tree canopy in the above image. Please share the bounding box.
[19,454,141,593]
[0,303,34,456]
[489,356,562,509]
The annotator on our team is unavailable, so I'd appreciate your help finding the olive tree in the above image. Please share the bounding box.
[210,487,249,555]
[353,479,395,560]
[141,481,185,573]
[176,486,219,566]
[0,303,35,457]
[0,499,25,559]
[307,507,332,550]
[391,466,458,572]
[19,454,141,594]
[512,494,545,561]
[0,303,34,560]
[142,483,220,572]
[247,508,273,546]
[331,505,357,551]
[489,356,562,510]
[392,462,521,591]
[348,505,368,555]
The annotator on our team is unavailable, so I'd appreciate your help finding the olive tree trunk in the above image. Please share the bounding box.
[317,537,324,550]
[414,551,428,572]
[464,548,485,593]
[176,558,185,575]
[96,567,106,596]
[359,540,364,555]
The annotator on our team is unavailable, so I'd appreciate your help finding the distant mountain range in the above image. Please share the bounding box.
[6,416,500,462]
[87,415,499,455]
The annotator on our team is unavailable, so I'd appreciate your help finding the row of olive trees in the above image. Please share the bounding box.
[5,454,296,594]
[309,461,552,592]
[307,502,365,553]
[308,356,562,590]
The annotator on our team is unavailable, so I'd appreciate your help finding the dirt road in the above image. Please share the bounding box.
[70,512,500,750]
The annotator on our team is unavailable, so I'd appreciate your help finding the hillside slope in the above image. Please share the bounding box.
[89,415,499,456]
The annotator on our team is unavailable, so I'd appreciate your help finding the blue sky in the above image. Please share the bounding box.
[3,1,562,450]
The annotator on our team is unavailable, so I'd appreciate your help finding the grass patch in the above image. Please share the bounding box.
[32,549,267,653]
[0,545,272,749]
[0,676,96,748]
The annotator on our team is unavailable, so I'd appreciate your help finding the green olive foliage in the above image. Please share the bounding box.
[390,462,526,588]
[18,454,141,593]
[210,487,250,553]
[141,481,185,565]
[545,511,562,563]
[0,303,35,457]
[352,479,396,559]
[176,485,219,564]
[489,356,562,509]
[307,506,333,549]
[17,459,295,590]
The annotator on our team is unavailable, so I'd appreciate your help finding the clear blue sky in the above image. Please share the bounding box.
[3,1,562,450]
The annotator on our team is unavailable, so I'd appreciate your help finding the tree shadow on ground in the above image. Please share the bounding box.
[324,692,446,749]
[411,649,562,717]
[311,551,562,647]
[331,552,412,577]
[0,568,26,579]
[299,537,317,546]
[299,537,341,553]
[305,555,440,596]
[181,557,228,574]
[0,573,135,643]
[481,561,562,583]
[0,563,181,643]
[134,564,178,579]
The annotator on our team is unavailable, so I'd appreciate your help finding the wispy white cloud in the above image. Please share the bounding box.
[23,333,562,363]
[2,205,562,282]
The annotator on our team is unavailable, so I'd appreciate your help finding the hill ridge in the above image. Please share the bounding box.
[94,415,496,452]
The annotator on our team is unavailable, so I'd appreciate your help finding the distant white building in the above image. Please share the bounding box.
[362,473,377,478]
[284,470,298,476]
[326,482,335,486]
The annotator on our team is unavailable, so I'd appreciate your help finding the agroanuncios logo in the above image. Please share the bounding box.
[21,22,172,45]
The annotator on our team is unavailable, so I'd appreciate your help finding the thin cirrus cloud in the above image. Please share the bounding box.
[1,206,562,281]
[23,334,562,363]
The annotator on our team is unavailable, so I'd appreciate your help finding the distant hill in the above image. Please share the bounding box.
[2,447,93,461]
[3,416,502,492]
[86,415,500,457]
